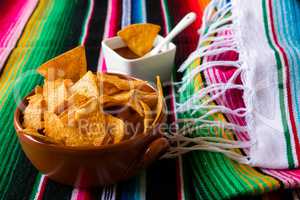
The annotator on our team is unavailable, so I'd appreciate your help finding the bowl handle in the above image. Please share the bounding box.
[140,137,170,168]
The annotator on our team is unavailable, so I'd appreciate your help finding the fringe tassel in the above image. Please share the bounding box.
[163,0,253,164]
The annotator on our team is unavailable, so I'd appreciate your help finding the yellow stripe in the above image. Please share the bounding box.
[0,0,51,107]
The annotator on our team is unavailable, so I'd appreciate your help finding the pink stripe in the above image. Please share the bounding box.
[97,0,120,72]
[263,169,295,188]
[0,0,30,46]
[0,0,38,71]
[71,188,92,200]
[203,29,250,144]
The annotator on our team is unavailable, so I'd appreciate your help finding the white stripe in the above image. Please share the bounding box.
[121,0,131,27]
[80,0,95,45]
[34,175,46,200]
[140,0,147,23]
[70,188,80,200]
[101,185,116,200]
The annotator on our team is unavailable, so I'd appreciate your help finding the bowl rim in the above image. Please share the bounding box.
[14,72,167,152]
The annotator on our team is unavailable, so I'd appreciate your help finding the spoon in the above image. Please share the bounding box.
[145,12,196,57]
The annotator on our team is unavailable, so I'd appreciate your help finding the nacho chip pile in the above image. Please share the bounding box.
[22,46,164,146]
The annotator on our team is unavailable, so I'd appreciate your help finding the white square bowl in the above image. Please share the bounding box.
[102,35,176,84]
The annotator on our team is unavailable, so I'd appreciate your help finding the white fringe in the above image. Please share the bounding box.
[163,0,253,165]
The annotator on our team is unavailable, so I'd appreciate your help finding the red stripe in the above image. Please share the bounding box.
[268,0,300,163]
[37,176,48,200]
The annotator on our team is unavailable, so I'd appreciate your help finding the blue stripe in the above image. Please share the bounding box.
[118,1,147,200]
[273,0,300,144]
[131,0,146,23]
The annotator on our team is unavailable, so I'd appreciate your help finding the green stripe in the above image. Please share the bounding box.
[162,0,172,33]
[262,0,294,168]
[29,173,43,200]
[0,0,84,197]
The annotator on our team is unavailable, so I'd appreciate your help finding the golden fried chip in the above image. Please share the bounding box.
[23,128,60,144]
[70,71,99,97]
[44,111,89,145]
[44,111,67,143]
[37,46,87,82]
[43,79,71,113]
[140,101,152,133]
[23,94,44,130]
[153,76,164,125]
[117,23,161,56]
[106,114,125,144]
[57,92,90,116]
[135,90,157,109]
[74,98,98,120]
[102,91,144,116]
[74,101,109,145]
[97,73,149,93]
[59,95,94,126]
[34,85,43,95]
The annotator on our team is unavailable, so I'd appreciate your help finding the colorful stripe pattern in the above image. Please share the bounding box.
[0,0,300,199]
[176,0,300,199]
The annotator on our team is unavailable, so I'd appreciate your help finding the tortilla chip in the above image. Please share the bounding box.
[34,85,43,94]
[37,46,87,82]
[75,101,109,146]
[117,23,160,56]
[70,71,99,97]
[23,94,44,130]
[30,65,161,146]
[74,97,98,120]
[44,111,67,143]
[43,79,71,113]
[59,95,94,126]
[132,90,157,109]
[106,114,125,144]
[97,73,148,93]
[44,111,95,146]
[23,128,60,144]
[102,90,144,116]
[152,76,164,125]
[140,101,152,133]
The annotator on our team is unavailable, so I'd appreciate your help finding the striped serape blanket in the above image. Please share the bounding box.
[1,0,300,200]
[171,0,300,199]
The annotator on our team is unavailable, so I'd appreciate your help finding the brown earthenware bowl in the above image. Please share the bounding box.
[14,73,169,188]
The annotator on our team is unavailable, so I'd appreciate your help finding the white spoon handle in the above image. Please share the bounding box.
[150,12,196,55]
